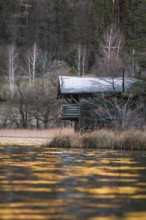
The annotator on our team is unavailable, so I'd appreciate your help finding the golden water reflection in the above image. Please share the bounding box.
[0,146,146,220]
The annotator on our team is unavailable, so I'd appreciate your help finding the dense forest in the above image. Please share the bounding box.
[0,0,146,129]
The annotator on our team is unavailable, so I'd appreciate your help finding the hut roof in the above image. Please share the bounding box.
[59,76,140,95]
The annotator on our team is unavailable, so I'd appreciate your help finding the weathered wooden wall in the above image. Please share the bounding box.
[59,104,79,120]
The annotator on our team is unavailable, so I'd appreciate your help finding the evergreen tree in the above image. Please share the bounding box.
[122,0,146,70]
[92,0,115,50]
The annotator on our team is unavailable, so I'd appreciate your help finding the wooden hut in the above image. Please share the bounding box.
[58,76,141,131]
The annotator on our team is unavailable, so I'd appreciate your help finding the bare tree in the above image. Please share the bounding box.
[37,49,52,90]
[95,23,125,77]
[7,44,19,98]
[75,44,88,76]
[6,77,33,129]
[97,50,124,77]
[39,50,51,76]
[4,75,59,129]
[29,83,58,129]
[25,42,39,86]
[90,94,145,130]
[77,44,81,76]
[100,23,124,58]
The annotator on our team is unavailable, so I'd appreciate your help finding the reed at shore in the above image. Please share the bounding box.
[47,128,146,150]
[0,128,146,150]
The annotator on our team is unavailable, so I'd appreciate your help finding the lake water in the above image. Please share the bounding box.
[0,146,146,220]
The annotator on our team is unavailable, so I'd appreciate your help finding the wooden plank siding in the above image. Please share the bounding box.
[59,104,79,120]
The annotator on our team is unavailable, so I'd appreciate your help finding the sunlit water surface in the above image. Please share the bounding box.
[0,146,146,220]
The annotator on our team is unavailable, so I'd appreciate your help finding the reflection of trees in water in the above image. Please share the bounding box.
[0,148,146,219]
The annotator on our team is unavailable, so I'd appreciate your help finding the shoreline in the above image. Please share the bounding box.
[47,129,146,150]
[0,128,146,150]
[0,137,52,146]
[0,128,74,147]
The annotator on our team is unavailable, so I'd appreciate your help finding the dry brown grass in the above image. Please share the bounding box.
[1,128,146,150]
[0,127,74,138]
[0,127,74,146]
[80,129,146,150]
[47,128,146,150]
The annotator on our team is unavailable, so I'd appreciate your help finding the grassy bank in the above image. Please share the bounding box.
[47,128,146,150]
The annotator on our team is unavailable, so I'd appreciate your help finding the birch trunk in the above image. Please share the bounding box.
[7,44,18,98]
